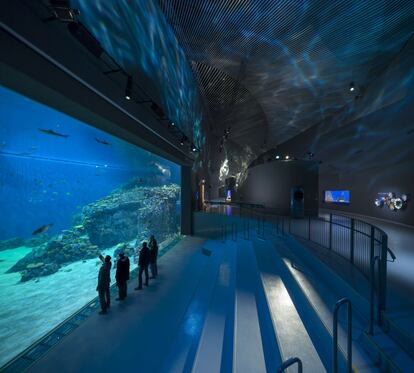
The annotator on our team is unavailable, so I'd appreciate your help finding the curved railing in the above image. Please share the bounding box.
[201,201,394,324]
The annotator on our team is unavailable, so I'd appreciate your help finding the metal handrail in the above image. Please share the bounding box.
[200,208,393,320]
[277,357,303,373]
[333,298,352,373]
[204,202,389,240]
[369,255,381,335]
[387,247,396,262]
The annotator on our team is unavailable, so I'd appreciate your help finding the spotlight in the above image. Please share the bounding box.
[275,155,280,159]
[171,122,175,126]
[192,145,197,152]
[125,76,132,100]
[285,155,290,160]
[349,82,355,92]
[180,135,187,146]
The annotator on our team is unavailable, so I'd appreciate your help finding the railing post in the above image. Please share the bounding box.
[281,216,285,235]
[369,255,380,335]
[308,215,311,241]
[221,224,226,242]
[329,213,333,250]
[277,357,303,373]
[379,234,388,324]
[289,216,291,233]
[232,222,237,241]
[333,298,352,373]
[350,218,355,264]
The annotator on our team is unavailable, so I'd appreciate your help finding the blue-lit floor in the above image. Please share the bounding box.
[25,232,413,373]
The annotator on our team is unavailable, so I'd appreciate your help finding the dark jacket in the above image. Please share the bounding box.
[97,262,111,290]
[138,246,150,267]
[149,240,158,263]
[116,256,130,282]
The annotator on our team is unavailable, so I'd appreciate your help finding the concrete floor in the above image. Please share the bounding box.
[25,231,391,373]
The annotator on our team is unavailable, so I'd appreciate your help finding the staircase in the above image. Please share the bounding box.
[159,228,414,373]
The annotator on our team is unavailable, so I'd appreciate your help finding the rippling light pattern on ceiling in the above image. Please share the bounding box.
[158,0,414,150]
[71,0,204,147]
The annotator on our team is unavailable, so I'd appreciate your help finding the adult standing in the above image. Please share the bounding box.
[135,241,150,290]
[97,254,111,315]
[115,251,130,301]
[149,235,159,279]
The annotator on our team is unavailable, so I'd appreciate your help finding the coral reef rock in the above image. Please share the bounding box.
[82,184,180,247]
[0,237,25,252]
[7,228,99,282]
[5,183,180,282]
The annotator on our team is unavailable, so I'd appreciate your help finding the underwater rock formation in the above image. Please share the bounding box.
[82,184,180,247]
[6,183,180,281]
[0,235,49,252]
[0,237,25,252]
[7,225,100,282]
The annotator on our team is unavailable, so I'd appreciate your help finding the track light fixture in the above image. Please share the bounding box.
[125,76,133,100]
[43,1,79,23]
[180,135,187,146]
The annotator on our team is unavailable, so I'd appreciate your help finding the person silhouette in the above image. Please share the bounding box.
[135,242,150,290]
[115,252,130,300]
[97,254,111,314]
[149,235,159,279]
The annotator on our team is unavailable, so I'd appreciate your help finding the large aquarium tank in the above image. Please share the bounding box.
[0,85,181,366]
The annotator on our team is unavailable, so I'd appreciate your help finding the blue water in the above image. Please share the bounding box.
[0,84,181,367]
[0,85,180,239]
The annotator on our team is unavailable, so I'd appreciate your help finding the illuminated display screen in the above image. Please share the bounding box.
[324,190,350,204]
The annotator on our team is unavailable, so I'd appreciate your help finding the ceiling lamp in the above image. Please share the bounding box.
[349,82,355,92]
[125,76,132,100]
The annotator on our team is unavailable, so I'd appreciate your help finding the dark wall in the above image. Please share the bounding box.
[274,37,414,226]
[238,160,319,214]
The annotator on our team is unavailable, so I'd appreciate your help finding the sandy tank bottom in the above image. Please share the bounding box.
[0,245,136,367]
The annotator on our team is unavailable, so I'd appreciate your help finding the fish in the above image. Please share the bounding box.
[152,162,171,178]
[32,223,53,235]
[38,129,69,138]
[95,138,110,146]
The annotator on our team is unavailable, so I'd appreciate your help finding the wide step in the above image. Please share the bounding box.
[253,238,326,372]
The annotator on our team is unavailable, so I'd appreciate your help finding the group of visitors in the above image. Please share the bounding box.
[96,235,159,315]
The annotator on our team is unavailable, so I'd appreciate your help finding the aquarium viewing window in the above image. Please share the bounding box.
[324,190,350,204]
[0,85,181,367]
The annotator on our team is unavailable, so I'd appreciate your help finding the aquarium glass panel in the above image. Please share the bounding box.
[0,85,181,366]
